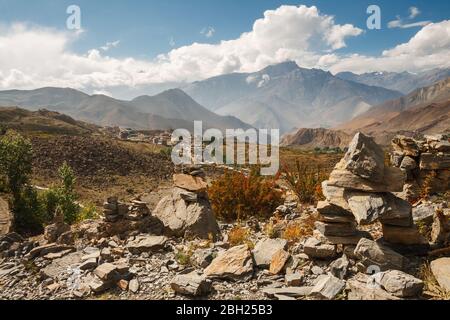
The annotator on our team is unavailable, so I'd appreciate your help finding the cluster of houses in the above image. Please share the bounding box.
[118,128,173,146]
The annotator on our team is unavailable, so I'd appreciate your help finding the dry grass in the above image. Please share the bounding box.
[282,214,318,243]
[419,262,450,300]
[228,226,254,248]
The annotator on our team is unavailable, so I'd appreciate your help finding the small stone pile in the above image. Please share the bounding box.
[153,170,221,240]
[102,196,128,223]
[315,132,427,248]
[391,134,450,201]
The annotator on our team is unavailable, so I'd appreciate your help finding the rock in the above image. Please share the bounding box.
[170,273,212,296]
[413,203,437,224]
[79,258,98,271]
[311,266,324,275]
[27,243,75,260]
[269,250,291,275]
[382,224,428,246]
[374,270,424,297]
[192,248,215,268]
[400,156,417,170]
[0,197,12,236]
[313,229,372,245]
[88,275,112,293]
[420,153,450,170]
[204,245,253,281]
[314,221,357,237]
[316,201,354,223]
[345,191,386,225]
[328,166,405,193]
[126,235,168,254]
[392,136,419,157]
[380,198,413,228]
[431,258,450,292]
[262,287,312,298]
[285,273,303,286]
[310,274,346,300]
[346,273,400,300]
[303,237,337,259]
[40,252,83,280]
[330,255,350,280]
[153,188,221,240]
[252,238,288,268]
[117,279,128,291]
[129,278,140,293]
[321,182,351,211]
[94,263,118,281]
[430,211,450,244]
[355,238,407,271]
[390,152,404,167]
[340,132,385,182]
[173,174,208,192]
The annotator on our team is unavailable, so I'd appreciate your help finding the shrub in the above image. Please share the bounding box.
[0,132,44,233]
[228,226,253,248]
[208,168,283,222]
[76,202,99,223]
[282,161,327,204]
[40,162,81,224]
[282,214,317,243]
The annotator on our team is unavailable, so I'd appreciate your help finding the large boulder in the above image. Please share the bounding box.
[204,245,253,281]
[252,238,288,268]
[153,188,221,240]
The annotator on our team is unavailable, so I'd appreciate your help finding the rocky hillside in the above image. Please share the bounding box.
[338,77,450,133]
[280,128,352,149]
[0,107,99,135]
[1,133,449,300]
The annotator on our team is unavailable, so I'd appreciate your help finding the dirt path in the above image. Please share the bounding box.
[0,197,11,235]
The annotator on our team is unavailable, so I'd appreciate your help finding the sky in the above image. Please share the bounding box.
[0,0,449,98]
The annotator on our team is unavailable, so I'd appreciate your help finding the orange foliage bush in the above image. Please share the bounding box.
[208,168,283,222]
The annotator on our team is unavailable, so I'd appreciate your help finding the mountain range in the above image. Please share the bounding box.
[0,88,250,132]
[183,61,403,133]
[336,68,450,95]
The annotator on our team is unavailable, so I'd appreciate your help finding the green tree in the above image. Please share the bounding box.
[0,131,43,233]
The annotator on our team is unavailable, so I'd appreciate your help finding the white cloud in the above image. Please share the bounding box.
[329,20,450,74]
[388,6,431,29]
[409,7,420,19]
[0,5,448,97]
[201,26,215,38]
[100,40,120,51]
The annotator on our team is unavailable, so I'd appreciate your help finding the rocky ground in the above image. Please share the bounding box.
[0,133,449,301]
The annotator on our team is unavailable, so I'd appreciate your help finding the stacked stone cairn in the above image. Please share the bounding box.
[391,134,450,201]
[102,197,129,223]
[314,132,427,252]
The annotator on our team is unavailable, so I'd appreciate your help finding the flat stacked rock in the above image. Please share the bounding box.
[391,134,450,201]
[315,132,427,247]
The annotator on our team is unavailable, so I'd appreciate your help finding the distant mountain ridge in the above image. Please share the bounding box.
[0,87,251,132]
[183,61,402,133]
[336,68,450,95]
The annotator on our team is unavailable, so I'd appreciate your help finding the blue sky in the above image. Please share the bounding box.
[0,0,449,97]
[0,0,448,57]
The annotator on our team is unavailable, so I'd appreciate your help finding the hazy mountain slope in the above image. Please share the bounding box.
[0,87,251,131]
[280,128,353,149]
[0,106,98,135]
[184,61,402,132]
[336,68,450,94]
[338,77,450,132]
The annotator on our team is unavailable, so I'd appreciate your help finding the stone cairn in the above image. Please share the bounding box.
[390,134,450,201]
[102,196,129,223]
[314,132,427,251]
